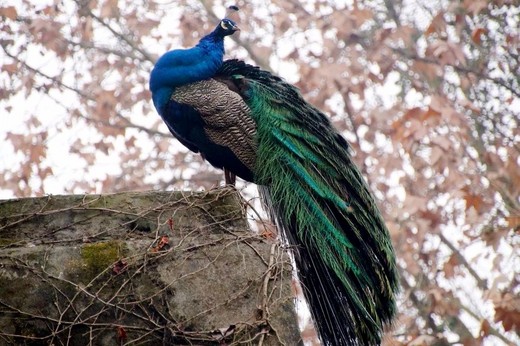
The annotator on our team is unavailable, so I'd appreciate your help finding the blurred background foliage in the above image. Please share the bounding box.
[0,0,519,344]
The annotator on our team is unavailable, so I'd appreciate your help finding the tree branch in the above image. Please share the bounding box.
[438,232,488,290]
[74,0,156,63]
[2,47,168,138]
[393,48,520,98]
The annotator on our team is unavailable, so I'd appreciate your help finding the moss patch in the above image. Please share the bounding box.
[0,238,18,247]
[80,241,126,281]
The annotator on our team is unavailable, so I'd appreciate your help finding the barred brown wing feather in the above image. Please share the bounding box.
[172,79,257,172]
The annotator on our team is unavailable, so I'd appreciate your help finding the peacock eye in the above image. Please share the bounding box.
[220,21,228,30]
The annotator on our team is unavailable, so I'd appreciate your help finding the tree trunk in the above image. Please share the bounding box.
[0,188,301,345]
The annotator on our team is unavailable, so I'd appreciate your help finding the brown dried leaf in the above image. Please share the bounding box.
[116,325,127,342]
[429,288,460,316]
[412,60,443,81]
[112,259,128,275]
[427,41,455,65]
[505,216,520,229]
[481,229,508,250]
[430,95,463,124]
[6,133,26,149]
[81,17,93,42]
[459,98,480,113]
[100,0,119,18]
[404,195,428,214]
[2,62,17,75]
[389,25,417,46]
[39,167,54,180]
[94,140,113,155]
[151,235,170,252]
[443,253,459,279]
[332,11,354,38]
[95,89,118,120]
[494,305,520,332]
[425,12,446,36]
[351,8,374,27]
[463,193,484,212]
[463,0,488,16]
[0,6,17,20]
[386,221,400,238]
[447,41,467,65]
[479,319,491,338]
[471,28,487,45]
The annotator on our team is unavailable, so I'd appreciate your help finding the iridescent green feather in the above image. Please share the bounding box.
[219,60,399,345]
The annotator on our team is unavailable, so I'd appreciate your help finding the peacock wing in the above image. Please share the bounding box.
[170,78,258,181]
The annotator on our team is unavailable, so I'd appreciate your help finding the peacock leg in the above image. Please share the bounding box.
[224,169,236,186]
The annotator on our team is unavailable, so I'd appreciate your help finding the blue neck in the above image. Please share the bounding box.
[150,33,225,115]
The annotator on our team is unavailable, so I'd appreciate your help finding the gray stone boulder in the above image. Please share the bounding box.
[0,189,300,345]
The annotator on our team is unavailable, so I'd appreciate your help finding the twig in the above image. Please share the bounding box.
[438,232,488,290]
[1,47,168,138]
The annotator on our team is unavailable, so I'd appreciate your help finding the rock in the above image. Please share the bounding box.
[0,189,301,345]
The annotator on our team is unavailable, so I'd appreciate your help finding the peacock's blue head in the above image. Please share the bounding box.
[149,6,240,115]
[211,18,240,38]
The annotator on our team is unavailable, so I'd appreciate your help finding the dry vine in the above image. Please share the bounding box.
[0,189,299,345]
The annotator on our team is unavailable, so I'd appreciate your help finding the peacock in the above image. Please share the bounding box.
[150,8,399,346]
